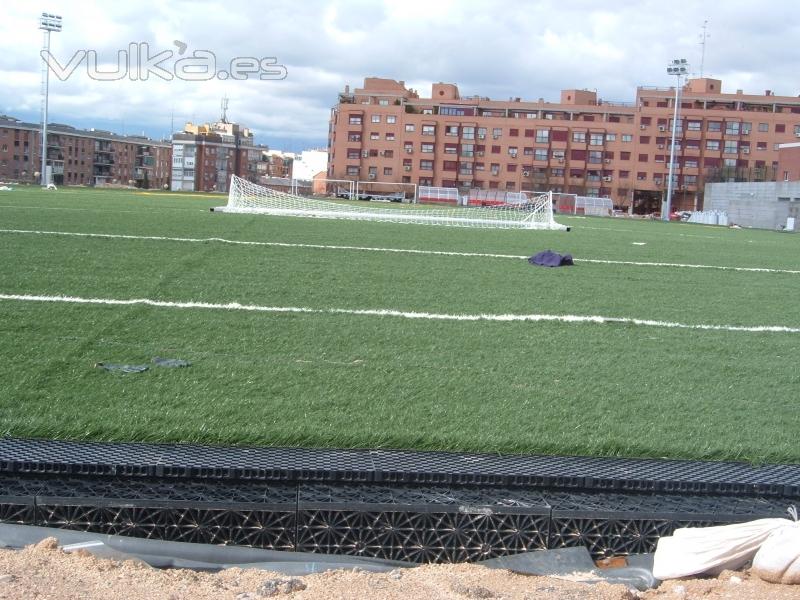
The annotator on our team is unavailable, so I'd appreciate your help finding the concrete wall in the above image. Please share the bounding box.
[705,181,800,230]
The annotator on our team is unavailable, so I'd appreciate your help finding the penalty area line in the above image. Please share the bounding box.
[1,228,799,275]
[1,293,798,334]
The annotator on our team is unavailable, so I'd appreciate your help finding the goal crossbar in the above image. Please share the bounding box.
[214,176,568,230]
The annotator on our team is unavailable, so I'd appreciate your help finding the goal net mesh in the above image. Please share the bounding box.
[215,176,567,230]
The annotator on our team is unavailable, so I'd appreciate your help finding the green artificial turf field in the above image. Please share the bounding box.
[1,185,798,463]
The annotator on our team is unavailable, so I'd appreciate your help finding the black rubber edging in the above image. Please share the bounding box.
[0,438,799,498]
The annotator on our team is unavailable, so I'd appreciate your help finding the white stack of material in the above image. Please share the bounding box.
[653,506,799,584]
[687,210,729,226]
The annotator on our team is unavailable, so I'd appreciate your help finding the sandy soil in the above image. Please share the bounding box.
[0,538,796,600]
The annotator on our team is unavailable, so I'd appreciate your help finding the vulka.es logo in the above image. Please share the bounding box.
[40,40,288,82]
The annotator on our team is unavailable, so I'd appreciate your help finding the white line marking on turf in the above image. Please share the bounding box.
[2,228,799,275]
[1,293,798,333]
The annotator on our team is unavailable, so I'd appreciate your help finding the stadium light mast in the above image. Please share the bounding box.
[664,58,689,221]
[39,12,62,187]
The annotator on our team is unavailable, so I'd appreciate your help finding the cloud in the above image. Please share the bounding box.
[2,0,799,150]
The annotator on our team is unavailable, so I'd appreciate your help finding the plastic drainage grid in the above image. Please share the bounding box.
[0,474,797,562]
[0,438,799,497]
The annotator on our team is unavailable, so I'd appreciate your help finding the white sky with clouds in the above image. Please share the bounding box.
[1,0,798,151]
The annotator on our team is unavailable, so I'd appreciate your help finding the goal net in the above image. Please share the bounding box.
[213,175,568,230]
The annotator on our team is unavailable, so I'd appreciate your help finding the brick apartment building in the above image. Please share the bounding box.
[171,120,267,193]
[0,115,171,188]
[328,77,800,212]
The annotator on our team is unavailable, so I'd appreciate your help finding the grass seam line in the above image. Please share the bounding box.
[1,293,799,333]
[1,228,798,275]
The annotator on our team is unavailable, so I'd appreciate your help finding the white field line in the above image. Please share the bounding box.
[1,293,798,334]
[2,228,799,275]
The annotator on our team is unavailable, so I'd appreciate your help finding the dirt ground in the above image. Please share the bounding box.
[0,538,796,600]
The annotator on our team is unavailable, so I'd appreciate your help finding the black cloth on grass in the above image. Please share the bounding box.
[528,250,574,267]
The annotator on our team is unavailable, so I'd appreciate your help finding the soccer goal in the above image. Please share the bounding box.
[213,175,568,230]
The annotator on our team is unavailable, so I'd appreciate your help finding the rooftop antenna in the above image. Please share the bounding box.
[220,96,229,123]
[699,19,710,78]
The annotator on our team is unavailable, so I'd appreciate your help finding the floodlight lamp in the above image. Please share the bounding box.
[39,13,62,32]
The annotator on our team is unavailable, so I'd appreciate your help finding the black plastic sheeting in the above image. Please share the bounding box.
[0,524,659,590]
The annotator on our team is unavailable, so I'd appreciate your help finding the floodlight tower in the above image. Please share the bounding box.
[664,58,689,221]
[39,12,62,187]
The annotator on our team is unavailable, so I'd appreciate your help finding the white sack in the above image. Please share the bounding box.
[752,521,800,584]
[653,518,790,580]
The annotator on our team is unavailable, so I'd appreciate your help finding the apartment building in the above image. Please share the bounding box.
[328,77,800,212]
[171,120,267,193]
[0,115,171,188]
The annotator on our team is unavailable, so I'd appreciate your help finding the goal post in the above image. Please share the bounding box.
[213,175,569,230]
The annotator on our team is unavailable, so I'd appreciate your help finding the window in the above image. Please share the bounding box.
[687,121,702,131]
[440,106,466,116]
[491,145,501,154]
[474,162,485,171]
[383,167,392,176]
[534,148,548,161]
[684,159,698,168]
[724,158,737,167]
[347,149,360,159]
[348,115,362,125]
[590,133,604,145]
[524,129,535,138]
[706,140,720,151]
[492,128,502,139]
[442,161,457,171]
[370,132,379,140]
[462,126,475,140]
[383,150,394,158]
[756,142,767,151]
[346,166,359,175]
[405,124,415,132]
[445,125,459,136]
[348,133,361,142]
[419,160,433,170]
[508,146,518,157]
[655,155,665,162]
[795,125,800,136]
[741,122,752,135]
[385,133,395,141]
[758,123,769,132]
[638,153,648,162]
[386,115,396,124]
[619,170,630,179]
[723,141,738,154]
[725,122,740,135]
[509,128,519,137]
[640,136,650,144]
[588,151,603,164]
[444,143,458,154]
[507,164,517,172]
[490,163,500,175]
[378,99,389,106]
[707,121,721,132]
[523,147,534,156]
[422,124,435,136]
[371,115,381,123]
[535,129,549,143]
[461,144,474,157]
[775,124,786,133]
[572,131,586,143]
[620,151,631,160]
[622,134,632,142]
[421,143,434,153]
[605,133,616,142]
